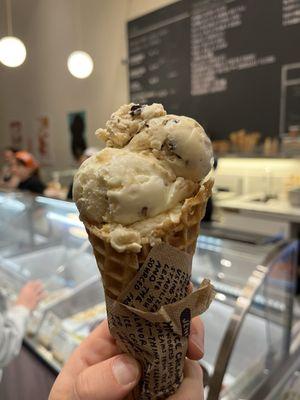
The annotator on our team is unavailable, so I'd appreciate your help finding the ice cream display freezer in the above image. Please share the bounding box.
[0,190,297,399]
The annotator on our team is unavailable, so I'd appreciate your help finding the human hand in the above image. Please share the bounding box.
[49,320,141,400]
[44,187,66,200]
[49,317,204,400]
[16,280,45,310]
[168,359,204,400]
[168,316,204,400]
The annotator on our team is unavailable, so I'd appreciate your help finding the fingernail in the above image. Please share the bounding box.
[112,355,140,386]
[187,282,194,294]
[190,333,204,356]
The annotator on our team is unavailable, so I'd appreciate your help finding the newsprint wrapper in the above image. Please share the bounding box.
[105,243,215,400]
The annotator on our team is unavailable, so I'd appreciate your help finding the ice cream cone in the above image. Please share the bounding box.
[82,179,212,399]
[84,179,213,301]
[73,103,215,399]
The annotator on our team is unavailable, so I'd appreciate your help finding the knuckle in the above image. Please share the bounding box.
[74,371,91,400]
[198,363,204,379]
[190,359,203,377]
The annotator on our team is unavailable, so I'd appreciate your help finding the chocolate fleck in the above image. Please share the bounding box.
[174,152,183,160]
[130,104,143,117]
[165,139,176,151]
[141,206,148,217]
[173,119,179,124]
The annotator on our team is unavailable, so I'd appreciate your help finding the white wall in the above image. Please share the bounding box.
[0,0,176,169]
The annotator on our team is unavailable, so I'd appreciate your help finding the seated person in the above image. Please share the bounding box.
[12,151,46,194]
[0,147,18,188]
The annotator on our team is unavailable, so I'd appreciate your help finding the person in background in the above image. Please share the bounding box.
[203,158,218,223]
[0,147,18,188]
[0,281,44,381]
[70,113,87,161]
[12,151,46,195]
[67,147,98,200]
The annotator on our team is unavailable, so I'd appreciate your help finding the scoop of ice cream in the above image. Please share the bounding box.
[73,147,197,226]
[127,115,212,181]
[73,103,213,251]
[96,103,166,148]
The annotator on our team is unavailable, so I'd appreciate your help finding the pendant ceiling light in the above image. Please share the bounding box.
[68,51,93,79]
[0,0,27,67]
[68,0,93,79]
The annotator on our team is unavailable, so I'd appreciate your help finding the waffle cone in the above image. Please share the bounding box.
[82,179,213,399]
[84,179,213,300]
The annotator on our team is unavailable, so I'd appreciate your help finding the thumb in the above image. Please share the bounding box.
[73,354,140,400]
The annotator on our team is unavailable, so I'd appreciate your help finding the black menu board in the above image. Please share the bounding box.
[127,0,191,115]
[127,0,300,140]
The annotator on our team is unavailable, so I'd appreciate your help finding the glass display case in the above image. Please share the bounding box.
[192,233,297,399]
[258,345,300,399]
[0,191,36,257]
[0,190,297,400]
[0,190,100,336]
[33,279,106,368]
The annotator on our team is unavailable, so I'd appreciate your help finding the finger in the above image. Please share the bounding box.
[65,320,120,377]
[35,282,44,289]
[50,321,122,398]
[73,354,141,400]
[36,282,45,291]
[29,281,44,291]
[187,316,204,360]
[35,286,45,295]
[31,289,44,300]
[168,359,204,400]
[40,290,47,299]
[36,292,45,302]
[31,284,43,293]
[187,281,194,294]
[30,280,43,287]
[83,320,116,355]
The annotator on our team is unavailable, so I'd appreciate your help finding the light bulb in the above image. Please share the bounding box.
[0,36,26,67]
[67,51,93,79]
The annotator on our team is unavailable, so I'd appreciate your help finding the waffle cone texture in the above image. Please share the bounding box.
[84,179,213,300]
[81,179,213,400]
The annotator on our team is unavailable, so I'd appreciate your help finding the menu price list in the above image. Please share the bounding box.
[128,0,300,138]
[190,0,277,96]
[127,0,190,114]
[282,0,300,26]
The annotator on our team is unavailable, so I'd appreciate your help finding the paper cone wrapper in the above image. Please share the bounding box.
[82,179,214,399]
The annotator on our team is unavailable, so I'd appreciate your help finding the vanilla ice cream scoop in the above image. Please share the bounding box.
[96,103,166,148]
[128,114,212,181]
[73,103,213,251]
[73,147,197,225]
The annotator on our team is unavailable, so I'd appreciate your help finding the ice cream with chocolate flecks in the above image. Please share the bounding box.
[73,103,213,252]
